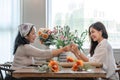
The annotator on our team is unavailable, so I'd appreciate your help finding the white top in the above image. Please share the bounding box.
[11,44,53,70]
[89,39,119,80]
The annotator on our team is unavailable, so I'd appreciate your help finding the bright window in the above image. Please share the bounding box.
[0,0,20,63]
[47,0,120,49]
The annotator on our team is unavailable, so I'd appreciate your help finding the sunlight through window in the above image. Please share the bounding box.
[47,0,120,48]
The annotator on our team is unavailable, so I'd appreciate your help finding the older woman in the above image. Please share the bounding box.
[11,23,71,70]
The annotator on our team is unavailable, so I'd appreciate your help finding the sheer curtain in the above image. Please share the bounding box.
[0,0,20,63]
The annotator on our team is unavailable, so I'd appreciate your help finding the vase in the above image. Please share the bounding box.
[58,52,68,62]
[58,52,77,62]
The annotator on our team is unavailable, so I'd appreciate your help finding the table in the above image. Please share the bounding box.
[13,67,106,79]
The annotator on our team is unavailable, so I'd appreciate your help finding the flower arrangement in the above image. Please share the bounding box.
[37,59,91,72]
[53,26,87,51]
[38,28,56,46]
[37,60,61,72]
[66,56,92,71]
[72,60,84,71]
[48,60,60,72]
[38,26,87,51]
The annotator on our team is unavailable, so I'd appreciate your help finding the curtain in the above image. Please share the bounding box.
[0,0,20,63]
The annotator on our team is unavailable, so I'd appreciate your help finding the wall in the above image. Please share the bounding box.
[113,49,120,64]
[21,0,46,27]
[21,0,46,48]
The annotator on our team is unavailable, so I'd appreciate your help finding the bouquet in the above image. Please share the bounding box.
[53,26,87,51]
[38,28,56,46]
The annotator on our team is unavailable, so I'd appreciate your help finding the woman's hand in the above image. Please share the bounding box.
[70,43,89,62]
[70,44,79,54]
[62,45,71,52]
[70,43,81,59]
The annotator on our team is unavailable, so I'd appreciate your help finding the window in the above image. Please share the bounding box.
[0,0,20,63]
[47,0,120,49]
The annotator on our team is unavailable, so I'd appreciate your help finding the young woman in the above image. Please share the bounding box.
[11,23,71,70]
[71,22,119,80]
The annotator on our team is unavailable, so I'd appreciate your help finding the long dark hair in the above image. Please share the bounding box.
[89,22,108,56]
[13,26,33,55]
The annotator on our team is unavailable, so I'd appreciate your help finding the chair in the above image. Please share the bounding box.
[0,63,16,80]
[116,65,120,78]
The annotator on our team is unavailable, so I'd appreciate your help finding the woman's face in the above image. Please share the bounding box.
[25,27,36,43]
[89,27,103,42]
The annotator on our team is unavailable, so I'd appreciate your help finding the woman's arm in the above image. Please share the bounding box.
[25,44,70,59]
[76,50,89,62]
[52,45,71,56]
